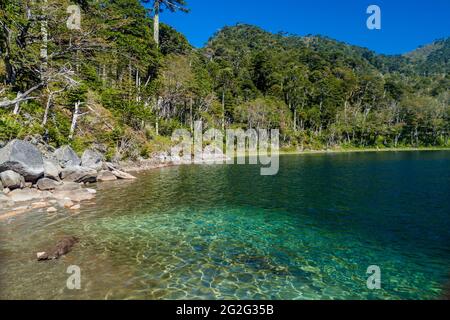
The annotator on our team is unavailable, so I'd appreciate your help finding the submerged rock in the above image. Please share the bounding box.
[37,236,79,261]
[7,188,43,202]
[0,206,31,220]
[85,188,96,194]
[54,146,81,168]
[0,139,44,182]
[58,198,74,208]
[31,201,50,209]
[0,170,25,190]
[52,188,96,202]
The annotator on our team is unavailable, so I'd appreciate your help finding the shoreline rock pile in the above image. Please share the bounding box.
[0,139,136,219]
[0,137,230,219]
[120,144,231,172]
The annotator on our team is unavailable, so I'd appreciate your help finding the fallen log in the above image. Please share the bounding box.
[37,236,79,261]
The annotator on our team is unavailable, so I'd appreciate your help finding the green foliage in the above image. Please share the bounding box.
[71,137,91,154]
[159,24,192,55]
[203,24,450,149]
[0,115,22,141]
[66,85,88,105]
[406,38,450,75]
[233,97,292,131]
[0,3,448,158]
[140,134,172,158]
[0,112,44,141]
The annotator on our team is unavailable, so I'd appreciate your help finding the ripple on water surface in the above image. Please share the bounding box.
[1,152,450,299]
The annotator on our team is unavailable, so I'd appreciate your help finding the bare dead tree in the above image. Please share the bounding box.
[0,83,44,108]
[69,100,88,140]
[42,85,67,125]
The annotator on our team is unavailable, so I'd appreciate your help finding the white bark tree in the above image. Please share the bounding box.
[69,100,88,140]
[145,0,188,47]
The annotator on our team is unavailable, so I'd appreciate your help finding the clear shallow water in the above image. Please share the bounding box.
[1,151,450,300]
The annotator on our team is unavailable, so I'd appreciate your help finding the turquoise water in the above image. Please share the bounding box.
[1,151,450,299]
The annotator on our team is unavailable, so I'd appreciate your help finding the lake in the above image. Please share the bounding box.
[1,151,449,299]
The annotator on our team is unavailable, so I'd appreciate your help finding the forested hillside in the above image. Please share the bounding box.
[1,1,449,161]
[405,38,450,75]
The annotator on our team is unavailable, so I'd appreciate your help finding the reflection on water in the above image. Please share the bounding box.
[1,152,450,299]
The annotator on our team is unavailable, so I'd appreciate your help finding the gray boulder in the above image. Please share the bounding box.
[0,170,25,190]
[43,159,62,181]
[54,146,81,168]
[0,139,44,182]
[60,166,97,183]
[81,149,104,170]
[36,178,62,191]
[24,135,56,160]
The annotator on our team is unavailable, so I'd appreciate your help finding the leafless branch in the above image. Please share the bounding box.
[0,83,44,108]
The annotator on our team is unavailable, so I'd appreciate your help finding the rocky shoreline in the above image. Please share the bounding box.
[0,138,229,221]
[0,139,137,221]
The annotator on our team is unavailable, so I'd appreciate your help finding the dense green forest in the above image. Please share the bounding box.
[1,0,449,160]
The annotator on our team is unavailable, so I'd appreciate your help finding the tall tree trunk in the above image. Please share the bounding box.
[102,64,107,85]
[42,87,65,126]
[155,96,162,136]
[293,106,297,131]
[42,93,52,126]
[70,101,81,140]
[222,90,225,131]
[40,0,48,77]
[13,92,21,115]
[136,69,141,102]
[2,22,16,85]
[190,99,193,132]
[128,60,132,100]
[42,91,52,126]
[153,1,160,47]
[75,42,80,73]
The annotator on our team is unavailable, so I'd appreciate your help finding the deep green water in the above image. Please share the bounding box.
[1,151,450,300]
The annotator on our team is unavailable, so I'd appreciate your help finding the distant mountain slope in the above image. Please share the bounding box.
[205,24,448,76]
[405,38,450,75]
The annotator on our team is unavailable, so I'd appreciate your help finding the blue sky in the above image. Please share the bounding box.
[145,0,450,55]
